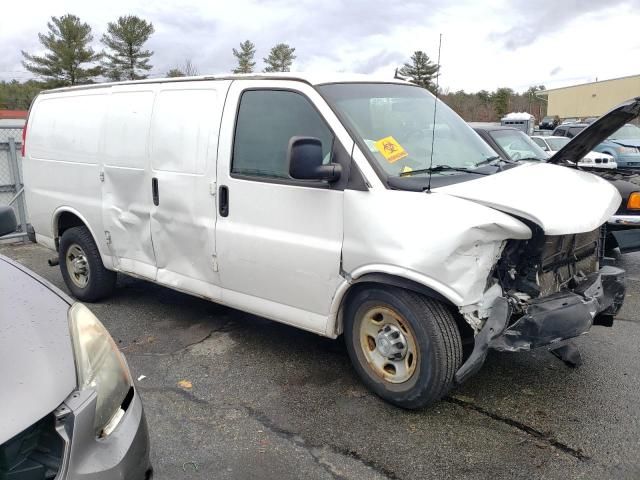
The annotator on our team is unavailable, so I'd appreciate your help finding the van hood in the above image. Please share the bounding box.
[436,162,620,235]
[549,97,640,164]
[0,256,76,443]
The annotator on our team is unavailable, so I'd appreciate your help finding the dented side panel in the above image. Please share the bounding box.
[342,189,532,307]
[149,83,231,298]
[101,88,157,279]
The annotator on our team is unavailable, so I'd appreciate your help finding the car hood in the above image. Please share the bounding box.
[436,162,620,235]
[0,256,76,443]
[549,97,640,164]
[610,138,640,148]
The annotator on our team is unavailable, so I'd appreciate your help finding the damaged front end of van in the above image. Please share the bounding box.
[454,225,625,383]
[448,99,640,382]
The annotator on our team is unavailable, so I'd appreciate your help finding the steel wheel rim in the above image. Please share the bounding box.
[358,306,418,384]
[66,244,90,288]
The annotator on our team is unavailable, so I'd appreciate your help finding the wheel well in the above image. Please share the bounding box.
[55,211,86,250]
[338,274,474,351]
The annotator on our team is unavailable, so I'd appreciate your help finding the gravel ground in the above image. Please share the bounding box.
[2,241,640,479]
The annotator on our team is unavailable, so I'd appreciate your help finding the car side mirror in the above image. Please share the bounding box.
[288,136,342,182]
[0,206,18,237]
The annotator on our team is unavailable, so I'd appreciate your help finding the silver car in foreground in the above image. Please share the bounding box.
[0,207,151,479]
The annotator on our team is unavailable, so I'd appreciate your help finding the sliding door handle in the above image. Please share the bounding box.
[219,185,229,217]
[152,177,159,206]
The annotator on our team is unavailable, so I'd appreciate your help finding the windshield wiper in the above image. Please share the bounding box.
[399,164,489,177]
[475,155,514,166]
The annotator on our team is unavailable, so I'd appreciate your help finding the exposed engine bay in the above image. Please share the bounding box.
[496,224,601,310]
[455,222,626,384]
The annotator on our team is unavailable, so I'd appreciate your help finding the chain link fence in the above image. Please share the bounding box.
[0,125,28,240]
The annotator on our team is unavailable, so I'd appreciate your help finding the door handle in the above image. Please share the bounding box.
[219,185,229,217]
[152,177,159,206]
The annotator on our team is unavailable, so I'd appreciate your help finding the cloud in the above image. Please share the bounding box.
[489,0,638,50]
[550,66,562,76]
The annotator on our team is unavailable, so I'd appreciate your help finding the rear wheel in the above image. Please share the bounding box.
[59,226,116,301]
[344,286,462,409]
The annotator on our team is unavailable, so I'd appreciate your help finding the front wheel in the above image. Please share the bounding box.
[344,286,462,409]
[59,226,116,302]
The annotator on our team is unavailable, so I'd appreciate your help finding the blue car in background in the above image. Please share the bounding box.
[553,123,640,168]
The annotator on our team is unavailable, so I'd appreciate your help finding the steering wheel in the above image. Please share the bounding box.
[511,151,522,160]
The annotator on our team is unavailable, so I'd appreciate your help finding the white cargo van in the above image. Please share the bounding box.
[23,74,630,408]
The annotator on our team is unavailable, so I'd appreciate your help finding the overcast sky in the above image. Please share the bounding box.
[1,0,639,92]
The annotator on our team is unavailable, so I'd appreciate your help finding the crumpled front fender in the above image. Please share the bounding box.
[342,189,531,307]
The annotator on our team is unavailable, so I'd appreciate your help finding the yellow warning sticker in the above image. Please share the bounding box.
[374,136,408,163]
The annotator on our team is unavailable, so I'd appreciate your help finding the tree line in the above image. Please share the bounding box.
[1,13,546,121]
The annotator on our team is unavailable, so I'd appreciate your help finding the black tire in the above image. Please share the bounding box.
[59,226,116,302]
[344,286,462,409]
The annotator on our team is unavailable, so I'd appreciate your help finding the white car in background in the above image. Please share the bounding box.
[531,135,617,169]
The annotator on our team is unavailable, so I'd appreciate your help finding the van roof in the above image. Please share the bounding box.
[42,72,411,94]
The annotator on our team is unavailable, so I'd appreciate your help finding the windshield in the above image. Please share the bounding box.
[546,137,570,150]
[317,83,498,177]
[489,129,549,161]
[610,124,640,140]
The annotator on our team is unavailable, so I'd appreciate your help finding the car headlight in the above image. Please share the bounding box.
[68,303,132,437]
[616,146,637,154]
[627,192,640,210]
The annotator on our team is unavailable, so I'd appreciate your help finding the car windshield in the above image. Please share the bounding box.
[546,137,570,150]
[610,124,640,140]
[317,83,498,177]
[489,130,549,161]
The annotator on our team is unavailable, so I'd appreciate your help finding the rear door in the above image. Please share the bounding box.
[102,87,157,279]
[148,81,231,300]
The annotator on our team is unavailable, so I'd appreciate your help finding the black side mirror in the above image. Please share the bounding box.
[0,206,18,237]
[288,136,342,182]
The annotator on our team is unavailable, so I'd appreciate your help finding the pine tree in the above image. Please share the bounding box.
[165,60,198,78]
[263,43,296,72]
[491,87,514,118]
[21,14,102,86]
[232,40,256,74]
[102,15,154,81]
[398,51,440,93]
[166,68,185,78]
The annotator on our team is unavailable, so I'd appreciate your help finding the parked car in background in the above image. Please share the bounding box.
[0,206,152,479]
[553,123,640,168]
[539,115,560,130]
[531,135,617,169]
[561,117,580,125]
[472,125,549,162]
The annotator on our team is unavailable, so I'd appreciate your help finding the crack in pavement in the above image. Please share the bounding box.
[137,385,398,480]
[445,396,589,461]
[614,317,640,324]
[122,321,238,357]
[242,405,399,480]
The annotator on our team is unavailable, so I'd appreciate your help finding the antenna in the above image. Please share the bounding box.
[426,33,442,194]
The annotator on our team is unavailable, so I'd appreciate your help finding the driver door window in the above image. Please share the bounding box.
[232,90,334,179]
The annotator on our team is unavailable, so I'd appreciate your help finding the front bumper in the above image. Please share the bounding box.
[612,154,640,168]
[606,217,640,253]
[455,266,625,383]
[58,387,152,479]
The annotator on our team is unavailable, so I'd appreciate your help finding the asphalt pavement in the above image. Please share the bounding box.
[2,241,639,479]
